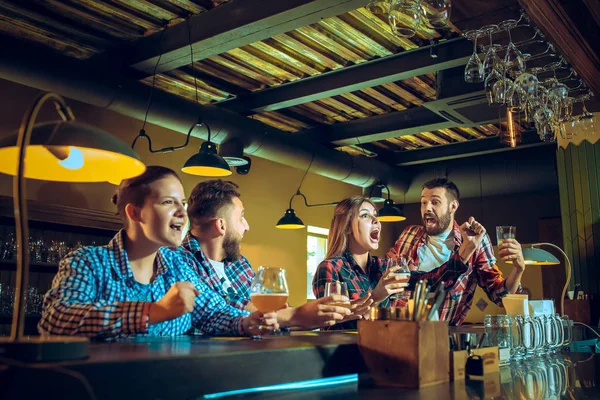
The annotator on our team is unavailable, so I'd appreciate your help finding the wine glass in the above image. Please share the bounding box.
[389,0,422,38]
[464,30,484,83]
[250,266,289,313]
[324,282,351,309]
[421,0,451,29]
[249,266,289,336]
[578,99,596,134]
[501,20,526,74]
[387,256,411,307]
[366,0,390,15]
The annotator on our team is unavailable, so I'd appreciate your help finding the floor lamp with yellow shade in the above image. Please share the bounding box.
[0,92,145,361]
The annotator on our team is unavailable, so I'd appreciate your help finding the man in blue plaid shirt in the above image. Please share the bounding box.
[181,180,255,311]
[179,180,359,329]
[39,166,278,338]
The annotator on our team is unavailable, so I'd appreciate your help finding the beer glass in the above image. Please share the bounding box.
[511,315,528,360]
[496,226,516,246]
[549,313,564,352]
[250,266,289,313]
[324,282,351,309]
[560,315,573,348]
[523,315,543,357]
[484,314,512,365]
[387,256,410,307]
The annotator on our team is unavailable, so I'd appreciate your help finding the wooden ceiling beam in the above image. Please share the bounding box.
[122,0,372,75]
[217,38,472,113]
[519,0,600,96]
[386,130,550,166]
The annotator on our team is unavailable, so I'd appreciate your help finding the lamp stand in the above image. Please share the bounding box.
[532,242,572,317]
[0,92,89,362]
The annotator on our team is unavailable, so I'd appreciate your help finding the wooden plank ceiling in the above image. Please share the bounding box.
[0,0,595,162]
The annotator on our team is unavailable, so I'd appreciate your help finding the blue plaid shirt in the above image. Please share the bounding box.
[38,230,248,338]
[178,233,254,311]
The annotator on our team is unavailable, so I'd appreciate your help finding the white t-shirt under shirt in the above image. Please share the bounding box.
[209,259,233,292]
[417,228,455,272]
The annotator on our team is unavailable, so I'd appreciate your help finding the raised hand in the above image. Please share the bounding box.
[372,266,409,304]
[149,281,200,325]
[458,216,486,262]
[498,238,526,272]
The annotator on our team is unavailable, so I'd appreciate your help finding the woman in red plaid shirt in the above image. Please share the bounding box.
[312,196,408,329]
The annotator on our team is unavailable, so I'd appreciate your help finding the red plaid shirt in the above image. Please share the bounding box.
[178,233,255,311]
[312,251,388,330]
[387,221,519,325]
[311,250,467,329]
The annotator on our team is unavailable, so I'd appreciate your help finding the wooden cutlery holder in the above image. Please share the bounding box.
[358,320,449,388]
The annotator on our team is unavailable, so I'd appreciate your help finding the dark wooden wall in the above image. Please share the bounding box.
[557,141,600,296]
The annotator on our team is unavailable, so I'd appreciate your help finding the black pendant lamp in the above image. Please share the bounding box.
[182,122,231,177]
[377,184,406,222]
[276,191,338,229]
[276,206,306,230]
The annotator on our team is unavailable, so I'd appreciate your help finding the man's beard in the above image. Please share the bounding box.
[423,208,452,236]
[223,230,242,261]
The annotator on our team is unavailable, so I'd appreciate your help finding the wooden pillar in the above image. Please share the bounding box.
[556,129,600,295]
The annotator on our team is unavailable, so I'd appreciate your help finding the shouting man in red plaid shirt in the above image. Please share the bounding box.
[178,180,355,330]
[387,178,526,325]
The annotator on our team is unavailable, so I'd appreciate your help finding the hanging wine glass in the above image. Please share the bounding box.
[366,0,391,15]
[464,30,484,83]
[534,107,555,141]
[505,80,523,112]
[485,68,504,107]
[559,98,576,140]
[421,0,451,29]
[500,20,526,73]
[578,98,596,134]
[389,0,422,38]
[514,73,538,120]
[480,25,501,77]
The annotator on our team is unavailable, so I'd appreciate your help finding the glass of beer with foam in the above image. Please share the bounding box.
[250,266,289,314]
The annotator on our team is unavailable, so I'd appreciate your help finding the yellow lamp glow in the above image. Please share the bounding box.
[181,165,233,177]
[0,121,145,182]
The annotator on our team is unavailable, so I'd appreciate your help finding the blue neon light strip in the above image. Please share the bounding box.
[202,374,358,399]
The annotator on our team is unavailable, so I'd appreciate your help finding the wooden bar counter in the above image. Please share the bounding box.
[1,331,598,399]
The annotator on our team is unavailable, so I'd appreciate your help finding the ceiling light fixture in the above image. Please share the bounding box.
[182,121,231,176]
[366,183,386,203]
[276,153,338,229]
[377,183,406,222]
[276,191,339,229]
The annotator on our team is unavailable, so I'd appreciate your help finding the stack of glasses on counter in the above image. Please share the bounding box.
[484,311,573,366]
[464,11,596,143]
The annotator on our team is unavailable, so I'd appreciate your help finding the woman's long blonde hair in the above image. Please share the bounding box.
[326,196,376,259]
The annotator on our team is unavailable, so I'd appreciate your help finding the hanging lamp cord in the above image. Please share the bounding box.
[131,17,204,153]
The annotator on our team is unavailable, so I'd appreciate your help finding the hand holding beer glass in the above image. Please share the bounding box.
[388,256,411,307]
[324,282,351,309]
[496,226,516,246]
[249,266,288,334]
